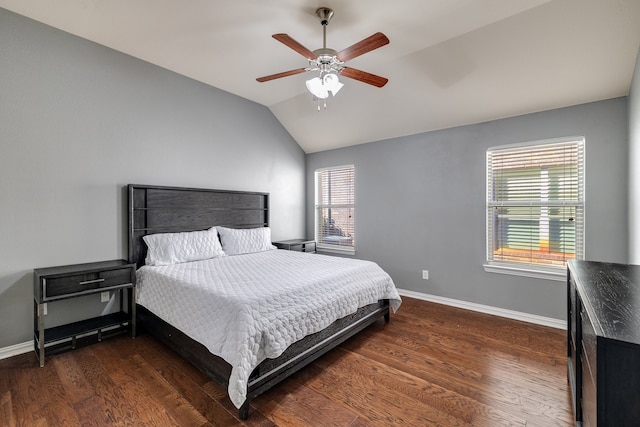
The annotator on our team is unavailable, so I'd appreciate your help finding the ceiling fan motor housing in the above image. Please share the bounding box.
[309,49,343,74]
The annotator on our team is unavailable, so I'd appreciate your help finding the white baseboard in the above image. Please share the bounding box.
[0,341,32,360]
[0,291,565,358]
[397,289,566,330]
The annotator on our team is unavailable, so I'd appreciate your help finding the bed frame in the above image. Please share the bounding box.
[127,184,390,419]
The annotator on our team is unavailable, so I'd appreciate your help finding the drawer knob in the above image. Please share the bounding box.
[78,278,106,285]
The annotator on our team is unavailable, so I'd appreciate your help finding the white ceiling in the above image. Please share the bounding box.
[1,0,639,153]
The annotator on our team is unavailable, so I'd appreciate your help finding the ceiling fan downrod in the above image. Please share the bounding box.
[315,7,334,49]
[311,7,341,77]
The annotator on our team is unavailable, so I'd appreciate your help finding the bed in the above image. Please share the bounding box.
[127,184,401,419]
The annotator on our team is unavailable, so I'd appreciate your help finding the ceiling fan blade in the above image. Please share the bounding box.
[272,34,318,60]
[340,67,388,88]
[336,32,389,62]
[256,68,307,82]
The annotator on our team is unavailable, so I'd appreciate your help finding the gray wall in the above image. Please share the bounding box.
[307,98,629,321]
[0,9,306,348]
[629,47,640,263]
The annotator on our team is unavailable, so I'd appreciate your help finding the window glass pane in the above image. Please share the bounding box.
[487,138,584,269]
[317,207,354,246]
[315,165,355,250]
[491,205,580,266]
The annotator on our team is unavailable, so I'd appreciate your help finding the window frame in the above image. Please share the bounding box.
[314,164,356,255]
[484,136,585,281]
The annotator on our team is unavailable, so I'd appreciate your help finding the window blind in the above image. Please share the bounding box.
[315,165,355,252]
[486,138,584,268]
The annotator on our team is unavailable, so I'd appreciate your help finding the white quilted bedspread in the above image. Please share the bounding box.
[136,249,401,408]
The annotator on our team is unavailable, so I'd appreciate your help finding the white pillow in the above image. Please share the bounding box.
[216,226,276,255]
[143,227,225,266]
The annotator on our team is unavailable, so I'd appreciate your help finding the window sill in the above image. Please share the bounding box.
[316,245,355,256]
[483,262,566,282]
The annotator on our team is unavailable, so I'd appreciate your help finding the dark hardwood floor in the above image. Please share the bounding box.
[0,297,574,426]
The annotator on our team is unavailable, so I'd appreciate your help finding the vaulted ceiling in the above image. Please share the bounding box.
[1,0,639,153]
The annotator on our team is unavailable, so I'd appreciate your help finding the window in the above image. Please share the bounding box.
[315,165,355,254]
[485,137,585,280]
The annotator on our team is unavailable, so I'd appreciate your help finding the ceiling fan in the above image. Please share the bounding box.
[256,7,389,98]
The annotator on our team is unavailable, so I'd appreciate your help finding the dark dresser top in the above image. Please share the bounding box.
[568,259,640,345]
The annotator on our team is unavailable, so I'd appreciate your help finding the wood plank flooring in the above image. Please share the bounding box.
[0,297,574,426]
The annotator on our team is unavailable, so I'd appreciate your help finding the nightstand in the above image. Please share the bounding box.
[273,239,316,253]
[33,259,136,367]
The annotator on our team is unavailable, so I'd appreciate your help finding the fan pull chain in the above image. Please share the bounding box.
[316,98,328,112]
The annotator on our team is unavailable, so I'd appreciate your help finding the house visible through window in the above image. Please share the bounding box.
[315,165,355,254]
[485,137,585,280]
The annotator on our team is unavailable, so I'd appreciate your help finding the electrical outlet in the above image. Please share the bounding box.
[101,291,110,303]
[422,270,429,280]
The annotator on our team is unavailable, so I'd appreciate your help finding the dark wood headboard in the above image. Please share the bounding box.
[127,184,269,268]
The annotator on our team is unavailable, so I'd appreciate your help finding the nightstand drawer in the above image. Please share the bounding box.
[44,267,133,300]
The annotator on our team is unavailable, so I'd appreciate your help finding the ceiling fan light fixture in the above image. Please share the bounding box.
[305,76,329,99]
[323,72,343,96]
[306,72,343,100]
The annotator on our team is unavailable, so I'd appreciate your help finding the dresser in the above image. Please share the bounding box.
[567,260,640,426]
